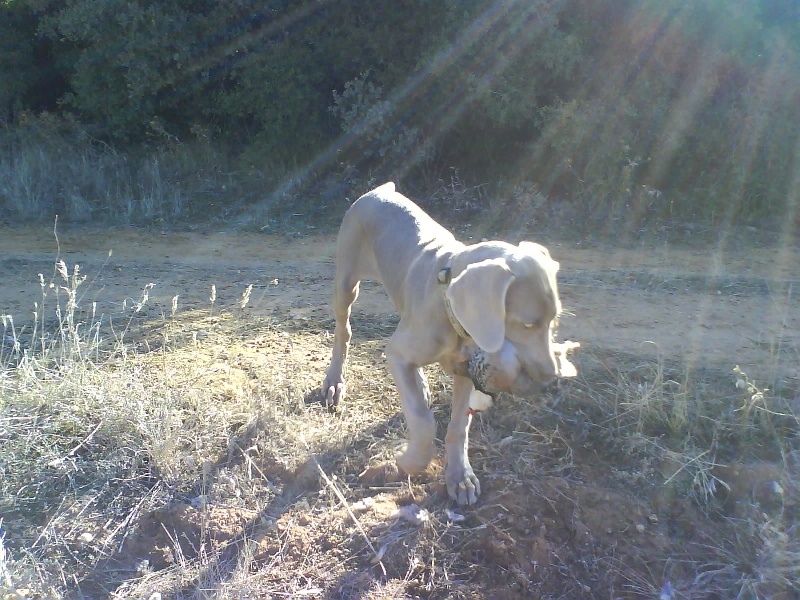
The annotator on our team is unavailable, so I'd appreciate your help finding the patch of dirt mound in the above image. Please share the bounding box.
[455,479,675,597]
[120,502,264,571]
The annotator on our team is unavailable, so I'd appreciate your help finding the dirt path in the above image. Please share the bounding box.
[1,224,798,384]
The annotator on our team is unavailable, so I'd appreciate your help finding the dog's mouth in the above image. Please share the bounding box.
[461,341,579,397]
[466,349,556,397]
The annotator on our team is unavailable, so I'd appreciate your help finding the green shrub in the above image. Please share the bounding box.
[0,0,798,225]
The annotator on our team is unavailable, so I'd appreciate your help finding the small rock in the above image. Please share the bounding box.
[77,532,94,544]
[190,495,209,508]
[498,435,514,448]
[394,503,429,525]
[767,481,784,496]
[660,581,675,600]
[445,509,466,523]
[351,497,376,512]
[636,523,646,533]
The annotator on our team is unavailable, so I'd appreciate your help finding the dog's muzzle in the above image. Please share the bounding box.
[467,346,561,397]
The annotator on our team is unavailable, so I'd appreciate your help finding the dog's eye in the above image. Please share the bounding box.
[523,320,541,329]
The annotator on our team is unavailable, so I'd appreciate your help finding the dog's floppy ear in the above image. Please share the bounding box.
[446,258,515,353]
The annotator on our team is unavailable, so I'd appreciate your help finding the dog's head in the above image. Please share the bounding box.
[446,241,575,396]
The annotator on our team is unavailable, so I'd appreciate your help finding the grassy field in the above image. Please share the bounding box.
[1,234,798,599]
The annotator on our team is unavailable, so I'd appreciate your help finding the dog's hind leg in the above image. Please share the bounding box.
[323,271,359,408]
[322,215,370,409]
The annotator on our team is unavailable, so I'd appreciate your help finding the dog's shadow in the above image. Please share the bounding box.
[87,401,423,598]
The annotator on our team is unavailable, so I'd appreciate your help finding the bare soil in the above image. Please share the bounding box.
[2,224,797,380]
[1,223,798,598]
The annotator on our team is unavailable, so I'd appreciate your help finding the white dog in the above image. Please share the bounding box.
[322,183,577,504]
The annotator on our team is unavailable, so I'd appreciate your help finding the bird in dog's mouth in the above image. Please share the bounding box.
[458,339,580,414]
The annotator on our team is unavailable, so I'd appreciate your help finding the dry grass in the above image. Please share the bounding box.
[0,117,259,226]
[1,257,799,599]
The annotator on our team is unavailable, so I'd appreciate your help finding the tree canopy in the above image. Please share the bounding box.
[1,0,798,223]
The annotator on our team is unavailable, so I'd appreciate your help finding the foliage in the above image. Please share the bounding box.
[1,0,799,224]
[328,70,425,173]
[532,0,800,223]
[0,1,66,122]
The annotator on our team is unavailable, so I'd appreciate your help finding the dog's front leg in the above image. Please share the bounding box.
[386,343,436,475]
[445,375,481,505]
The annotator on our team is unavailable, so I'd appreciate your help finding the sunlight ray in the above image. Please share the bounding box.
[765,40,800,297]
[266,0,513,193]
[518,4,689,222]
[766,131,800,375]
[777,136,800,269]
[506,3,694,271]
[682,47,788,377]
[184,4,326,93]
[276,0,561,193]
[349,0,558,178]
[627,44,722,226]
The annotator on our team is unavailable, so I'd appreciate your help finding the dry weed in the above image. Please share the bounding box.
[1,260,798,598]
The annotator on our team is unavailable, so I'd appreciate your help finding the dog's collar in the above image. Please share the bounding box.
[438,267,470,339]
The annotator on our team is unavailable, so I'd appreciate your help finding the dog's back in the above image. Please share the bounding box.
[336,183,459,312]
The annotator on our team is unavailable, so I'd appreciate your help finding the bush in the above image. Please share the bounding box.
[1,0,798,225]
[529,0,800,224]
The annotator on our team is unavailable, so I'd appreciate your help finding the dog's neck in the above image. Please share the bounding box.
[437,266,470,339]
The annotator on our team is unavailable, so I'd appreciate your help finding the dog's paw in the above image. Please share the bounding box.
[396,443,436,476]
[322,380,346,410]
[446,467,481,506]
[305,380,345,411]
